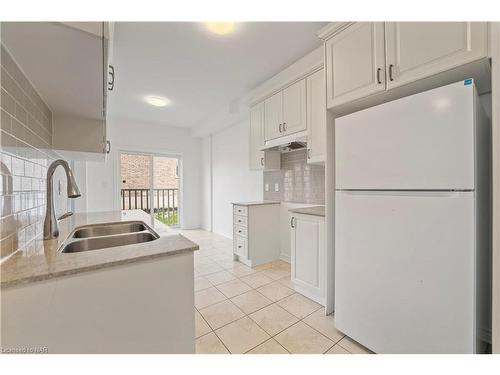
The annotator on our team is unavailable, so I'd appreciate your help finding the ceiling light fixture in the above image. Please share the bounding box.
[204,22,236,35]
[144,96,171,107]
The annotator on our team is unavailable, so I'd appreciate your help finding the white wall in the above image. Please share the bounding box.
[77,117,202,229]
[201,136,212,231]
[209,120,263,238]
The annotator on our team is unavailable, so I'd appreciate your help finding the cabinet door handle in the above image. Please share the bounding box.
[290,217,295,228]
[389,64,395,82]
[307,149,311,159]
[108,65,115,91]
[106,140,111,154]
[261,157,264,166]
[377,67,382,84]
[283,122,287,132]
[279,123,282,133]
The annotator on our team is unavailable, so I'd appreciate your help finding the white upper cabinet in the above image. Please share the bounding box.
[306,69,327,164]
[2,22,114,159]
[325,22,386,108]
[249,103,265,170]
[320,22,488,110]
[264,78,307,142]
[385,22,488,89]
[264,91,283,141]
[282,79,307,135]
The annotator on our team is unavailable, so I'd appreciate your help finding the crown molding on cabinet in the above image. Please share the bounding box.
[316,22,355,41]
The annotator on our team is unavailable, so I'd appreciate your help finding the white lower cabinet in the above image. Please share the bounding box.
[233,203,280,267]
[1,253,195,353]
[290,213,326,305]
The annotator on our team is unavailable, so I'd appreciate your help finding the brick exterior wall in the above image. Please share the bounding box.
[120,154,178,189]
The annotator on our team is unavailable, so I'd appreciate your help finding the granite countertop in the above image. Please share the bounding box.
[0,210,199,289]
[288,206,325,217]
[232,201,280,206]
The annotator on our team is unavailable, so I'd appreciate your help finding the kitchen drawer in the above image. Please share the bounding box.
[234,235,248,258]
[234,225,248,238]
[233,205,248,216]
[234,215,248,227]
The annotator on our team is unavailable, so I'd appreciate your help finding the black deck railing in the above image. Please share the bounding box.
[121,188,178,225]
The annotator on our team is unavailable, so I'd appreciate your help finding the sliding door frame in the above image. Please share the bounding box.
[117,149,183,228]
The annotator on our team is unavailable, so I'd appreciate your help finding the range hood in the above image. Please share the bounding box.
[261,130,308,153]
[265,141,307,152]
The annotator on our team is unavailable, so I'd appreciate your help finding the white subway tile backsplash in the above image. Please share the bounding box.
[263,149,325,204]
[1,43,65,260]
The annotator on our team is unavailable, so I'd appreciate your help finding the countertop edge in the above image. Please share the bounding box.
[1,243,198,290]
[232,201,281,206]
[288,206,326,217]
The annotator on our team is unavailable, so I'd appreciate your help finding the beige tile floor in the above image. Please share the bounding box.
[178,229,373,355]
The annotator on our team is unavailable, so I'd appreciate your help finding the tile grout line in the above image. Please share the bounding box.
[194,245,348,354]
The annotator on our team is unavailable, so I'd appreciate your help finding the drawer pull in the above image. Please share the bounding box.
[238,230,242,233]
[376,67,382,84]
[389,64,395,81]
[238,245,242,248]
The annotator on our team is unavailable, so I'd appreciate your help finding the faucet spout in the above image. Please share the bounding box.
[43,160,81,239]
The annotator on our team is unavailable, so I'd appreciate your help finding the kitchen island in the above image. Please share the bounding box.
[0,210,198,354]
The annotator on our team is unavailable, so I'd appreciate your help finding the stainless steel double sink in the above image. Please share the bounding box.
[59,221,159,253]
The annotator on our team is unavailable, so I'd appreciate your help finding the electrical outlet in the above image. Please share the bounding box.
[265,183,269,192]
[274,183,279,192]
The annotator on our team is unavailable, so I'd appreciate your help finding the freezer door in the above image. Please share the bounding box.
[335,191,475,353]
[335,81,475,190]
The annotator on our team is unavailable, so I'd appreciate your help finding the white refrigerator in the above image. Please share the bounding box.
[334,80,491,354]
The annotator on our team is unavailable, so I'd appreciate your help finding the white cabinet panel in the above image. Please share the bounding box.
[293,218,320,287]
[306,69,326,164]
[290,213,325,305]
[232,204,280,267]
[249,103,265,170]
[283,79,307,135]
[234,215,248,227]
[335,81,475,190]
[325,22,386,108]
[264,91,283,141]
[233,205,248,216]
[234,235,248,258]
[335,190,475,353]
[386,22,488,89]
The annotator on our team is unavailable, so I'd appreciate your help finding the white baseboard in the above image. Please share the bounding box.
[279,253,291,263]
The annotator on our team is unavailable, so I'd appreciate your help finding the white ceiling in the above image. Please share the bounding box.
[109,22,327,129]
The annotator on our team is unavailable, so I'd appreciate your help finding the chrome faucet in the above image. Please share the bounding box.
[43,160,81,239]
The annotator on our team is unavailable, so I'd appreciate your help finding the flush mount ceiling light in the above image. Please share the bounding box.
[144,96,171,107]
[204,22,236,35]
